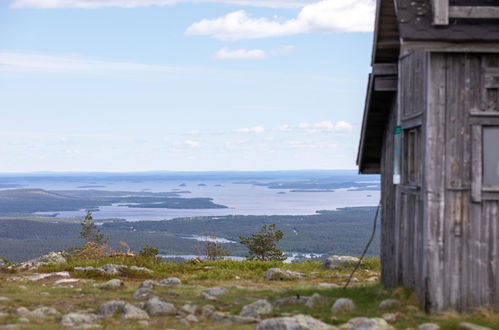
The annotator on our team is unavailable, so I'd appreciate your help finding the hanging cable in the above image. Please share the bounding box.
[343,201,381,289]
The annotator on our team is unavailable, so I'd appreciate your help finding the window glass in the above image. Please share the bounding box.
[483,127,499,187]
[403,127,421,185]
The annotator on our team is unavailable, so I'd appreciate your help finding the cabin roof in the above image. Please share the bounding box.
[357,0,499,174]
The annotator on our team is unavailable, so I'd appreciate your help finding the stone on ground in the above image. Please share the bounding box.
[324,256,359,270]
[122,303,149,320]
[26,271,70,281]
[98,300,127,317]
[96,279,123,290]
[202,287,226,296]
[331,298,355,313]
[158,277,181,286]
[19,252,67,269]
[458,323,492,330]
[341,317,394,330]
[201,292,217,301]
[305,293,324,308]
[139,280,156,289]
[264,268,305,281]
[256,314,336,330]
[379,299,401,309]
[132,288,154,300]
[95,264,126,276]
[26,307,62,319]
[418,323,441,330]
[61,313,101,326]
[181,304,197,315]
[201,304,215,318]
[143,297,176,316]
[239,299,273,318]
[129,266,152,273]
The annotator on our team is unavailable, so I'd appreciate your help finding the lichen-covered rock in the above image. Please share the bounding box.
[324,256,359,270]
[96,279,123,290]
[139,280,156,289]
[129,266,152,273]
[305,293,324,308]
[26,307,61,319]
[74,266,94,272]
[382,313,399,324]
[379,299,401,309]
[264,268,305,281]
[202,287,226,296]
[143,297,176,316]
[201,292,217,301]
[201,304,215,318]
[122,304,149,320]
[158,277,181,286]
[181,304,197,315]
[95,264,126,276]
[132,288,154,300]
[331,298,355,313]
[26,272,70,281]
[256,314,336,330]
[341,317,394,330]
[97,300,127,317]
[18,252,67,269]
[239,299,272,318]
[61,313,101,326]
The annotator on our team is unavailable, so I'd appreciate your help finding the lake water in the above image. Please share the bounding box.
[2,171,380,221]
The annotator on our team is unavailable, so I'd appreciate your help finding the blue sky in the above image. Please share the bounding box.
[0,0,374,172]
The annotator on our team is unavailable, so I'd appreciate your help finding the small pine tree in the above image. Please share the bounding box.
[138,244,159,258]
[80,210,107,245]
[204,236,229,261]
[239,224,285,261]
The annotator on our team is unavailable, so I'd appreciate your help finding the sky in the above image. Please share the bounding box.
[0,0,375,172]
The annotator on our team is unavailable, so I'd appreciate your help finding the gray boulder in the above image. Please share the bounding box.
[324,256,359,270]
[129,266,153,273]
[201,304,215,318]
[331,298,355,313]
[458,322,492,330]
[256,314,336,330]
[61,313,101,326]
[133,288,154,300]
[305,293,324,308]
[201,292,217,301]
[265,268,305,281]
[143,297,176,316]
[181,304,197,315]
[74,266,94,272]
[26,307,62,319]
[139,280,156,289]
[96,279,123,290]
[158,277,181,286]
[97,300,127,317]
[122,304,149,320]
[203,287,226,296]
[239,299,272,318]
[379,299,401,309]
[95,264,126,276]
[19,252,67,269]
[341,317,394,330]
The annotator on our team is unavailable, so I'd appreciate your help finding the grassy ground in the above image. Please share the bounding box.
[0,257,498,329]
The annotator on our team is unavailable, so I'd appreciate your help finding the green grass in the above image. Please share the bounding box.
[2,257,499,329]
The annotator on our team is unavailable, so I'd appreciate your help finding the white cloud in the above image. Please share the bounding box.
[236,126,265,134]
[11,0,318,9]
[185,0,374,41]
[184,139,200,147]
[213,47,268,60]
[334,120,353,132]
[278,120,354,133]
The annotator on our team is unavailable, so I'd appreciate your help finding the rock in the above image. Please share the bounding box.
[19,252,67,268]
[382,313,399,323]
[418,323,440,330]
[379,299,401,309]
[227,315,259,324]
[26,271,70,281]
[264,268,305,281]
[133,288,154,300]
[74,266,94,271]
[123,303,149,320]
[16,307,29,315]
[69,324,103,330]
[331,298,355,313]
[201,292,217,301]
[95,264,126,276]
[458,322,492,330]
[305,293,324,308]
[324,255,360,270]
[181,304,197,315]
[319,283,341,288]
[97,300,127,317]
[158,277,181,286]
[209,311,227,322]
[0,325,20,329]
[54,278,80,285]
[239,299,272,318]
[0,296,10,302]
[129,266,153,273]
[137,320,149,327]
[185,314,199,322]
[201,304,215,318]
[26,307,62,319]
[61,313,101,326]
[366,276,379,282]
[139,280,156,289]
[17,318,29,323]
[203,287,226,296]
[256,314,336,330]
[143,297,176,316]
[96,279,123,290]
[342,317,394,330]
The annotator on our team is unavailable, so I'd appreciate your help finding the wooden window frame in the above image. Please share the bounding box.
[402,126,422,187]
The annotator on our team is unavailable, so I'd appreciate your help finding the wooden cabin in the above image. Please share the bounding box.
[357,0,499,312]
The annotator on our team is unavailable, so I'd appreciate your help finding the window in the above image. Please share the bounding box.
[404,127,421,185]
[483,127,499,188]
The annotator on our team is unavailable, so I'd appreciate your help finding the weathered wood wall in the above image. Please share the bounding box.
[382,51,499,312]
